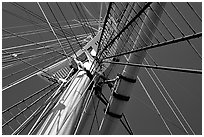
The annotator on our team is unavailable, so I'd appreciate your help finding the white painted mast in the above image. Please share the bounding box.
[34,31,102,135]
[33,2,166,135]
[99,2,166,134]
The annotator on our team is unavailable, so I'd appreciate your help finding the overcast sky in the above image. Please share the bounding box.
[2,2,202,135]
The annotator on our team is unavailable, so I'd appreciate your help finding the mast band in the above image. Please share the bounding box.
[117,74,136,83]
[113,91,130,101]
[106,108,122,119]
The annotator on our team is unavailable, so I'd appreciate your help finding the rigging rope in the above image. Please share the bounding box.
[96,2,113,55]
[2,56,65,91]
[119,47,185,134]
[98,2,158,57]
[132,89,187,134]
[9,2,91,59]
[56,2,84,51]
[119,118,133,135]
[55,75,98,134]
[160,3,202,59]
[70,3,91,39]
[2,51,62,70]
[103,60,202,74]
[137,77,172,134]
[28,70,79,134]
[133,3,166,43]
[76,3,96,37]
[3,40,68,58]
[3,33,89,51]
[11,3,74,37]
[3,83,60,128]
[2,29,68,58]
[2,50,55,78]
[47,3,78,58]
[2,43,69,64]
[78,3,97,35]
[103,32,201,60]
[38,3,70,59]
[2,19,73,30]
[98,2,103,29]
[121,113,134,135]
[89,99,100,134]
[186,2,201,21]
[2,2,201,135]
[73,81,97,134]
[144,58,196,134]
[28,79,69,134]
[143,61,189,134]
[81,3,96,19]
[3,20,100,39]
[25,6,51,63]
[12,83,61,135]
[2,41,82,68]
[98,2,152,58]
[3,52,66,79]
[3,83,58,114]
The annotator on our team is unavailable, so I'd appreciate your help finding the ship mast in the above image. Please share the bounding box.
[2,2,202,135]
[98,2,166,134]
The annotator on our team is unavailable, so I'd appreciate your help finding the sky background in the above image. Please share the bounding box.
[2,2,202,135]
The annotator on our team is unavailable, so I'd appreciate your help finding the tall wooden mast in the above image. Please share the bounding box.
[99,2,166,134]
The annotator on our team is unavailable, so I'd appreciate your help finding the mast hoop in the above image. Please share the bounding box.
[117,73,136,83]
[106,108,122,119]
[112,92,130,102]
